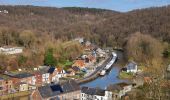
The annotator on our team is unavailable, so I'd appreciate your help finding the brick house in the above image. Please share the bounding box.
[32,71,42,86]
[0,75,14,95]
[6,72,36,92]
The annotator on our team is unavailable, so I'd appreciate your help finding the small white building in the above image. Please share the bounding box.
[42,72,50,84]
[126,61,138,73]
[74,37,84,44]
[96,48,106,57]
[81,87,112,100]
[167,64,170,72]
[85,41,91,46]
[0,47,23,55]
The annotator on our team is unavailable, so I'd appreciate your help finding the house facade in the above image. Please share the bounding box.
[48,67,66,83]
[42,73,50,85]
[0,47,23,55]
[33,72,42,86]
[107,83,133,99]
[81,87,112,100]
[0,76,14,95]
[126,61,138,73]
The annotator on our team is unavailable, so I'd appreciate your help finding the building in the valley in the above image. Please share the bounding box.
[72,60,86,70]
[11,73,36,85]
[107,82,133,99]
[66,68,76,77]
[0,75,14,95]
[74,37,84,44]
[5,72,36,92]
[32,71,43,86]
[39,66,51,85]
[32,80,81,100]
[96,48,106,58]
[88,55,96,63]
[81,87,112,100]
[126,61,138,73]
[48,67,66,83]
[0,47,23,55]
[72,66,80,72]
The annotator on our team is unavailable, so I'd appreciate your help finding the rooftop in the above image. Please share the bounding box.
[81,87,105,96]
[126,61,137,70]
[38,80,80,99]
[9,72,33,78]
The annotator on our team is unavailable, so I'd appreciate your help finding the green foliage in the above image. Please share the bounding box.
[119,71,133,79]
[18,55,27,66]
[163,50,170,58]
[44,48,57,66]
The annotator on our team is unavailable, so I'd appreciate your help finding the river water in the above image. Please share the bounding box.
[81,50,128,89]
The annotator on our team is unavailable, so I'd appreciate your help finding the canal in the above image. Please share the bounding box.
[81,50,128,89]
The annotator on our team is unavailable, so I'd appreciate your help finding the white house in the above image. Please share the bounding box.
[96,48,106,57]
[126,61,138,73]
[81,87,112,100]
[42,73,50,84]
[167,64,170,72]
[74,37,84,44]
[0,47,23,55]
[47,67,66,83]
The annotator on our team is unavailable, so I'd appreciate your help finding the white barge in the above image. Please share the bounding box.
[100,52,117,76]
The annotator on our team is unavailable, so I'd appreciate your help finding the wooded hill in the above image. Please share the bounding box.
[0,5,170,71]
[0,5,170,47]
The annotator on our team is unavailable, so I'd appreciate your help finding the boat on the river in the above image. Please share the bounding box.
[100,70,106,76]
[104,52,117,70]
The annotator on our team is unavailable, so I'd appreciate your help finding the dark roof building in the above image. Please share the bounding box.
[48,67,55,74]
[81,87,105,96]
[36,80,81,100]
[38,85,62,99]
[12,73,33,78]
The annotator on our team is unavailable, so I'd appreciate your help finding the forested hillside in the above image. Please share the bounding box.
[0,5,170,72]
[0,5,170,47]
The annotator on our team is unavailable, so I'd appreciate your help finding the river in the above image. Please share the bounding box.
[80,50,128,89]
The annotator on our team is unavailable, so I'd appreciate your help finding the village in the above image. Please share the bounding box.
[0,37,169,100]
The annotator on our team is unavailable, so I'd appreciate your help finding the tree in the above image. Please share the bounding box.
[0,54,8,73]
[18,55,27,67]
[19,30,36,48]
[125,32,164,67]
[44,48,57,66]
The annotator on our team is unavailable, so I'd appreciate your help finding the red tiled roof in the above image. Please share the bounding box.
[72,60,85,68]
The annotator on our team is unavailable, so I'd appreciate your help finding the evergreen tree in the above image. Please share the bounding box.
[44,48,57,66]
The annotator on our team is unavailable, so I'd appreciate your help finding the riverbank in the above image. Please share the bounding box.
[80,67,129,89]
[77,54,112,84]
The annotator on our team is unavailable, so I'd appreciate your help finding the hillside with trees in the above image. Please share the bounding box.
[0,5,170,71]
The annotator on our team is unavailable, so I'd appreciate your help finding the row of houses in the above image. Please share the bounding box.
[0,66,68,95]
[31,80,134,100]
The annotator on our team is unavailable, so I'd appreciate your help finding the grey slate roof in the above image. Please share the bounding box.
[48,67,55,74]
[38,85,62,99]
[106,84,123,91]
[81,87,105,96]
[61,80,80,92]
[38,80,80,99]
[127,61,137,70]
[12,72,33,78]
